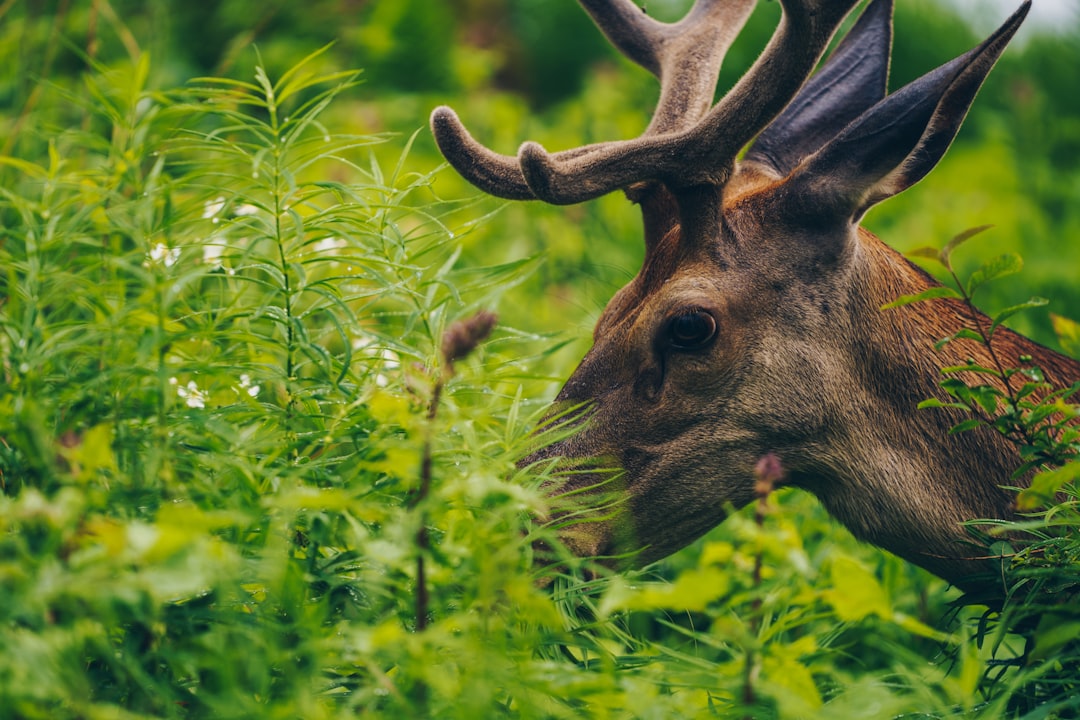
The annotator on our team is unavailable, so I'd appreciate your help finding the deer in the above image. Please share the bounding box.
[430,0,1080,599]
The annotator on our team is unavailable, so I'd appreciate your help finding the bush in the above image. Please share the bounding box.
[0,51,561,718]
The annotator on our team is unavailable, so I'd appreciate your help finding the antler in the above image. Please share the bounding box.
[431,0,755,202]
[577,0,756,135]
[432,0,861,205]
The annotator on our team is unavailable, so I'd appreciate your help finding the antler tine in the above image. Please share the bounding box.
[688,0,863,174]
[519,0,862,205]
[579,0,756,134]
[430,106,646,201]
[430,107,533,200]
[577,0,667,77]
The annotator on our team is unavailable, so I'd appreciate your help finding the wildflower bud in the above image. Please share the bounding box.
[753,453,784,499]
[441,310,497,372]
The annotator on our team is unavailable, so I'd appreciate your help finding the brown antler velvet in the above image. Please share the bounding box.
[430,0,754,201]
[577,0,756,135]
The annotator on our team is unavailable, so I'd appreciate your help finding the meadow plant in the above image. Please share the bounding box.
[0,51,564,718]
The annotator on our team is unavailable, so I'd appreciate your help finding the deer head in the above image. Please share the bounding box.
[432,0,1078,594]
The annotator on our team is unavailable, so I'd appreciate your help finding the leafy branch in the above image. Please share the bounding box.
[412,309,497,633]
[882,226,1078,476]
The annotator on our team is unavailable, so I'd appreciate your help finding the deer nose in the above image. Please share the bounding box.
[531,514,618,584]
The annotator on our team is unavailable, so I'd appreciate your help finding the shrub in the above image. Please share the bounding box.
[0,51,562,719]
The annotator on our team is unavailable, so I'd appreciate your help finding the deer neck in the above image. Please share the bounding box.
[796,229,1034,593]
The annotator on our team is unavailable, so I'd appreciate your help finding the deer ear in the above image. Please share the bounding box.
[787,1,1029,221]
[744,0,893,177]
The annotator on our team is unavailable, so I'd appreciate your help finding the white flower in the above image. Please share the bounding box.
[313,237,347,254]
[147,243,180,268]
[135,97,155,120]
[176,380,207,409]
[238,373,260,398]
[202,239,226,269]
[203,196,226,222]
[203,197,258,223]
[351,333,399,388]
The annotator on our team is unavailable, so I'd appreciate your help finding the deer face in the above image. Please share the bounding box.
[433,0,1031,567]
[530,181,868,563]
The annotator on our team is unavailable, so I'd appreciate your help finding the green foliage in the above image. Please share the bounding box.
[0,49,986,719]
[0,51,563,718]
[894,226,1079,471]
[2,3,1079,719]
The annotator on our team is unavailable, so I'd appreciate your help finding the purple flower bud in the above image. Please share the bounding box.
[441,310,498,370]
[753,453,784,498]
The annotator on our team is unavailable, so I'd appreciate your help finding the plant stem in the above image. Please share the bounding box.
[412,310,494,633]
[743,454,782,716]
[414,377,443,633]
[948,267,1040,449]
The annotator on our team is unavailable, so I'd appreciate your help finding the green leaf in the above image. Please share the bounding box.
[917,398,968,411]
[1026,400,1063,425]
[880,285,961,310]
[1016,461,1080,510]
[940,377,976,402]
[955,328,985,343]
[0,156,50,178]
[934,328,985,350]
[892,612,957,642]
[940,363,1001,376]
[1014,381,1045,401]
[56,424,117,482]
[1050,313,1080,358]
[973,386,1004,415]
[606,566,731,613]
[823,555,890,621]
[762,652,823,713]
[940,224,994,267]
[906,245,946,264]
[1031,613,1080,661]
[965,252,1023,296]
[948,418,985,435]
[989,297,1049,336]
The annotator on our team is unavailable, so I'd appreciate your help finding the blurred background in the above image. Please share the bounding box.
[2,0,1078,359]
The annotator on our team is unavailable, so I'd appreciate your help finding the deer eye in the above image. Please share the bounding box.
[667,310,717,350]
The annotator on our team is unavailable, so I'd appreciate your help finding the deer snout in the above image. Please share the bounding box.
[519,438,630,569]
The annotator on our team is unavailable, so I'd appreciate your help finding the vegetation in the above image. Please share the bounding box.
[0,1,1077,718]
